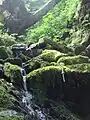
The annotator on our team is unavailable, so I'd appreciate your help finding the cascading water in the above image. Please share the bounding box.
[21,63,47,120]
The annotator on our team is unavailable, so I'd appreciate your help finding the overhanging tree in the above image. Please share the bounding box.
[1,0,60,34]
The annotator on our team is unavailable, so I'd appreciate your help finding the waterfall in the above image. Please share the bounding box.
[21,63,46,120]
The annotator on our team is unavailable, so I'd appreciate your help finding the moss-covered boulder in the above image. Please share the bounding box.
[38,38,73,53]
[3,62,22,87]
[57,55,89,65]
[38,49,67,62]
[27,66,71,99]
[27,64,90,117]
[24,57,49,74]
[74,45,86,55]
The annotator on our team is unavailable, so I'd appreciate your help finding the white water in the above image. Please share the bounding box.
[21,64,46,120]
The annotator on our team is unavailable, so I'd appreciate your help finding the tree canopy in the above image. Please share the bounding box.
[0,0,60,34]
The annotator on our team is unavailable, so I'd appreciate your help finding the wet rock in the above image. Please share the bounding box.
[12,44,26,57]
[0,64,4,78]
[0,46,9,60]
[25,48,42,58]
[4,58,22,66]
[85,44,90,58]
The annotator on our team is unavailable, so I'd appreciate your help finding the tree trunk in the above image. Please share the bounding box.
[4,0,60,34]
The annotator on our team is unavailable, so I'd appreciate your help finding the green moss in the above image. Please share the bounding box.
[57,55,89,65]
[67,63,90,73]
[27,66,71,80]
[27,65,71,94]
[0,79,14,109]
[38,49,67,62]
[4,62,22,85]
[38,38,73,53]
[25,57,49,73]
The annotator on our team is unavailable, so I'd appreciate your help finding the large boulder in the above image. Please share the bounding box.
[27,66,71,99]
[3,62,22,87]
[38,49,67,62]
[38,38,73,53]
[27,64,90,117]
[24,57,49,74]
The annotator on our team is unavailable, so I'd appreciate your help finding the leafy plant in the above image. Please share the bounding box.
[26,0,80,42]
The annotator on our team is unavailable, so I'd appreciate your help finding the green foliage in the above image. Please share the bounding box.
[0,46,13,60]
[26,0,80,42]
[0,79,14,109]
[0,22,17,47]
[0,33,17,46]
[0,116,24,120]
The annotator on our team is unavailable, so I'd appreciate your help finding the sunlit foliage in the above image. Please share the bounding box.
[26,0,80,42]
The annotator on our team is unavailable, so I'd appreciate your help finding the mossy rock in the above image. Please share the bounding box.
[74,45,86,55]
[57,55,89,65]
[0,79,14,109]
[27,66,71,98]
[38,38,73,53]
[3,62,22,86]
[25,57,49,73]
[67,63,90,73]
[38,49,67,62]
[4,58,22,66]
